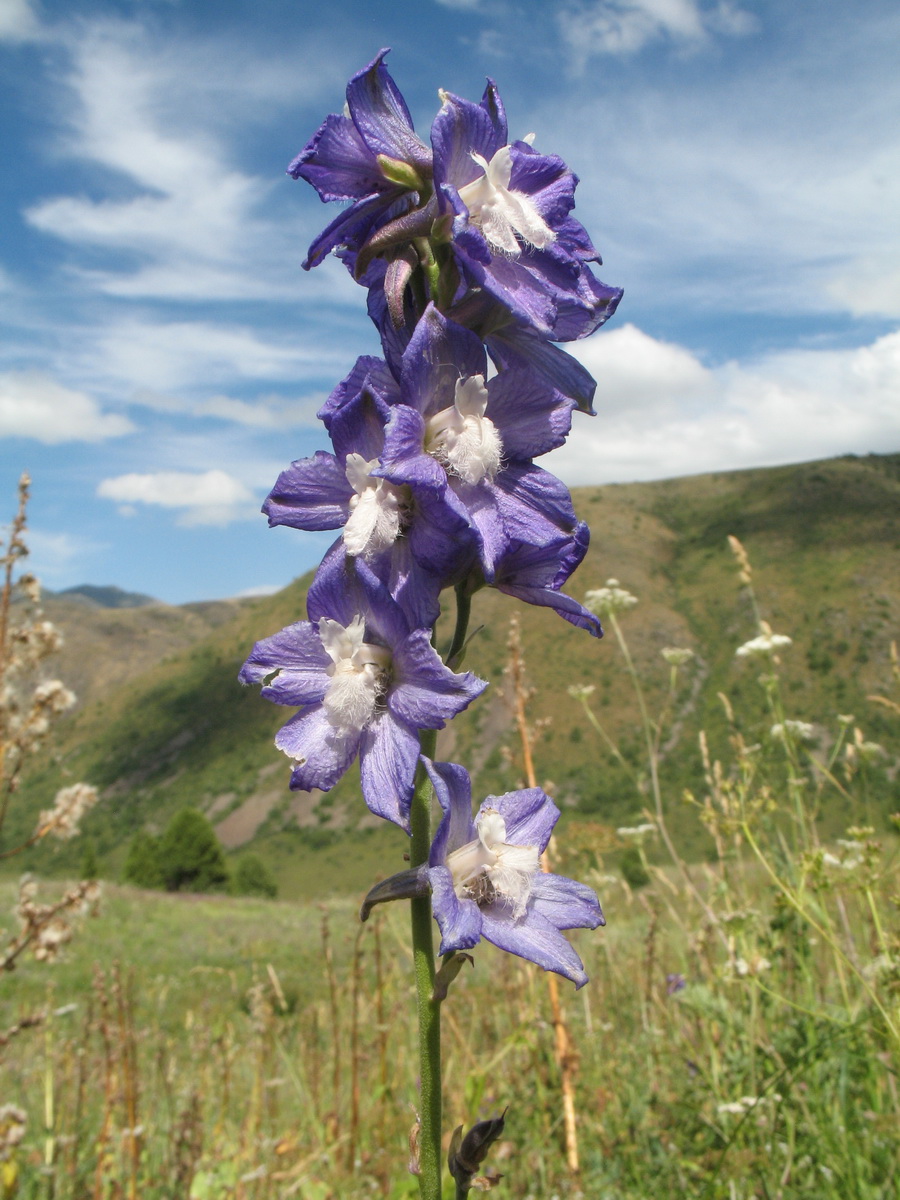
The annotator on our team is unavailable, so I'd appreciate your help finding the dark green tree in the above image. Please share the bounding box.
[158,809,229,893]
[230,853,278,898]
[122,830,165,889]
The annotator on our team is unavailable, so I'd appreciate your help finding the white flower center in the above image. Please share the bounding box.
[318,614,392,735]
[457,145,556,256]
[445,806,539,918]
[343,454,409,557]
[423,376,503,485]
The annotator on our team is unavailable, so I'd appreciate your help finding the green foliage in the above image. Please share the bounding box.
[229,853,277,898]
[157,809,229,893]
[619,844,650,888]
[78,838,99,881]
[122,830,164,889]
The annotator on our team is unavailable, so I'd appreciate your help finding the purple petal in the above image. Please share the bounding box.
[480,907,589,988]
[400,306,486,420]
[306,546,412,652]
[346,49,431,171]
[288,112,383,200]
[484,787,559,853]
[485,368,575,460]
[451,480,507,581]
[486,325,598,415]
[328,386,391,463]
[492,463,578,542]
[302,190,409,271]
[529,872,605,931]
[389,631,487,729]
[424,758,476,863]
[431,89,506,195]
[359,708,420,829]
[239,621,330,705]
[496,576,602,637]
[317,355,398,430]
[508,144,576,228]
[275,706,359,793]
[427,864,483,954]
[263,452,350,532]
[366,537,443,630]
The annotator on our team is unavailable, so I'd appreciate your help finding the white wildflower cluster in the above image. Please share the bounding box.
[7,874,101,967]
[730,954,771,978]
[583,578,638,617]
[862,953,900,982]
[661,646,694,667]
[566,683,596,700]
[735,621,792,659]
[616,823,656,842]
[37,783,99,841]
[844,726,885,766]
[770,720,816,744]
[718,1093,781,1116]
[0,1104,27,1161]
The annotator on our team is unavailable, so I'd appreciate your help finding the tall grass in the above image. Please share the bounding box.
[1,539,897,1199]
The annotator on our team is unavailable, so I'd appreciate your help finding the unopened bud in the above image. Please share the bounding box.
[376,154,425,192]
[360,866,429,922]
[449,1109,507,1193]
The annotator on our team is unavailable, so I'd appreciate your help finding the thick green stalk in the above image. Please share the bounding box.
[410,726,440,1199]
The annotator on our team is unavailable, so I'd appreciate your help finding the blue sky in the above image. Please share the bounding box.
[1,0,898,603]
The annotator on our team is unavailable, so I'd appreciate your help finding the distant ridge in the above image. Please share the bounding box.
[56,584,159,609]
[15,451,899,899]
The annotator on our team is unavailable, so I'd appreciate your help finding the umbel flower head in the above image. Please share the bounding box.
[423,759,604,988]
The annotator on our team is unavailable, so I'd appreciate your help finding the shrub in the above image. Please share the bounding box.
[230,853,277,898]
[157,809,229,893]
[122,831,164,889]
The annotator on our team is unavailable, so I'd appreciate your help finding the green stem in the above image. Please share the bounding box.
[410,726,440,1199]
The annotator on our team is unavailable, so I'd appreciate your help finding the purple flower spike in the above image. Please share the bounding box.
[423,759,604,988]
[239,555,486,830]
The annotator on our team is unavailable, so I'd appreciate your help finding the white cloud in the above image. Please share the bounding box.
[547,325,900,484]
[19,20,345,302]
[25,529,102,587]
[196,392,325,428]
[0,0,40,42]
[0,371,133,443]
[79,319,339,395]
[234,583,282,598]
[557,0,755,63]
[97,469,256,527]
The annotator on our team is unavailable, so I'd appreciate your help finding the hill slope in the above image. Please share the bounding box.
[15,453,900,896]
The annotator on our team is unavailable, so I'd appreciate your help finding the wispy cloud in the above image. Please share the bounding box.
[97,469,257,527]
[557,0,755,65]
[0,371,133,443]
[26,528,104,587]
[546,325,900,484]
[75,318,344,396]
[0,0,40,43]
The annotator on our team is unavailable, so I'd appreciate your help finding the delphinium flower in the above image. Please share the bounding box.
[239,552,485,828]
[290,50,622,360]
[421,759,604,988]
[290,49,432,271]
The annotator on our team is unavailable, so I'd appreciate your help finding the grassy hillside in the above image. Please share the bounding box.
[11,452,899,895]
